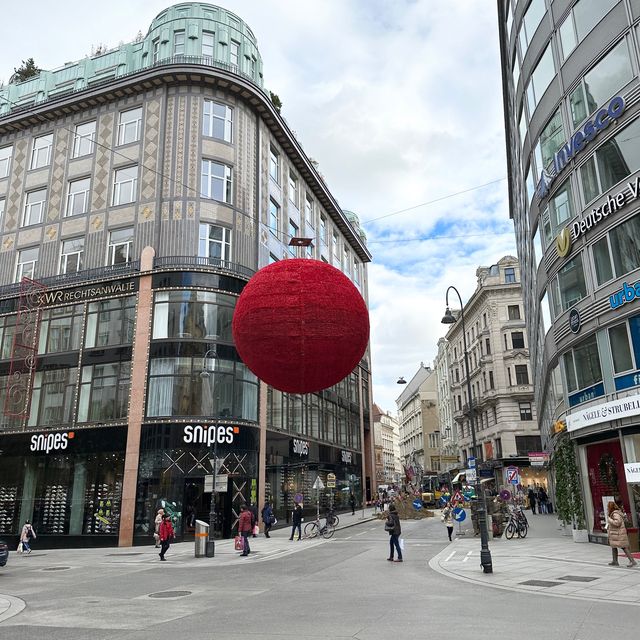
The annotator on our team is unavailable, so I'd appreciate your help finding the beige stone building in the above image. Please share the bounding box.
[372,404,400,487]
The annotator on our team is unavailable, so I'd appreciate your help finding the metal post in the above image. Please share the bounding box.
[206,436,217,557]
[445,285,493,574]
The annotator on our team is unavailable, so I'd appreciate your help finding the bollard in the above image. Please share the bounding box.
[195,519,209,558]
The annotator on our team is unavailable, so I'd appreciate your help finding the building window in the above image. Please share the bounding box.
[551,253,587,315]
[0,145,12,177]
[570,39,633,128]
[269,147,280,183]
[288,219,298,257]
[353,258,360,285]
[152,290,235,341]
[23,188,47,226]
[288,172,298,207]
[515,365,529,385]
[201,159,232,203]
[30,133,53,170]
[512,332,525,349]
[534,108,564,175]
[72,121,96,158]
[504,267,516,283]
[563,334,602,393]
[85,296,136,348]
[593,215,640,286]
[38,305,83,354]
[117,107,143,146]
[0,198,4,224]
[581,117,640,204]
[508,305,521,320]
[320,215,327,245]
[77,362,131,422]
[229,40,239,67]
[112,166,138,206]
[152,39,160,63]
[173,30,185,55]
[198,223,231,263]
[202,31,215,58]
[305,195,314,230]
[608,323,634,374]
[203,100,233,142]
[59,237,85,274]
[526,44,555,110]
[485,338,491,355]
[332,231,339,263]
[541,179,574,249]
[269,198,279,237]
[107,228,134,265]
[29,368,78,427]
[66,177,90,216]
[515,435,542,455]
[518,0,545,53]
[519,402,533,421]
[15,247,39,281]
[559,0,618,60]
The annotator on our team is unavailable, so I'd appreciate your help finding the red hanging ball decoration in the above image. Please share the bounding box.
[232,259,370,394]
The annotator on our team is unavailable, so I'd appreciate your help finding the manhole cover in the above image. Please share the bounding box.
[107,552,143,556]
[519,580,563,587]
[558,575,599,582]
[148,591,192,599]
[42,566,70,571]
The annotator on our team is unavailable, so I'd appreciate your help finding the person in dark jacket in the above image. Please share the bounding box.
[261,501,274,538]
[385,503,402,562]
[527,487,536,514]
[349,492,356,515]
[289,502,302,541]
[158,513,174,561]
[249,502,259,537]
[238,503,253,556]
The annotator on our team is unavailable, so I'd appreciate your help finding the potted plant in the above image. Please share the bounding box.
[552,437,588,542]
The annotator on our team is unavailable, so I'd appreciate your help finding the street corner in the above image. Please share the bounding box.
[0,594,27,624]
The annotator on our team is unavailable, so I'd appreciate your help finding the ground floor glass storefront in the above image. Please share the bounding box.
[265,431,362,524]
[133,423,259,543]
[0,427,125,546]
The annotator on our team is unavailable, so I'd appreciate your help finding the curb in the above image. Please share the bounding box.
[0,594,26,624]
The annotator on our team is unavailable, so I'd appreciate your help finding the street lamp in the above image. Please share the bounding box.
[442,285,493,574]
[200,348,218,558]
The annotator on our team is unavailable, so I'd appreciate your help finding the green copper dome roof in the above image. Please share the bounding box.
[0,2,263,116]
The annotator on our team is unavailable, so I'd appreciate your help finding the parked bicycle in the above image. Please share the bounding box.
[304,516,336,539]
[504,504,529,539]
[325,507,340,528]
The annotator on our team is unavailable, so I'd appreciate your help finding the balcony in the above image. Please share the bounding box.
[154,255,255,280]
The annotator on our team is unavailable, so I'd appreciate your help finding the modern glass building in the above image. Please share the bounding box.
[498,0,640,547]
[0,3,373,547]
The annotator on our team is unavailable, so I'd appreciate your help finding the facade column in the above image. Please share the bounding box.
[257,381,268,530]
[119,247,155,547]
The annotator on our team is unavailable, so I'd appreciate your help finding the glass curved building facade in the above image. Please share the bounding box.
[499,0,640,547]
[0,3,373,547]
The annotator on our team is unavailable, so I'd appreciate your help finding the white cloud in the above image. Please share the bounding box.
[0,0,516,414]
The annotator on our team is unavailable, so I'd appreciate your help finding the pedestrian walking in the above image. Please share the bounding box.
[349,492,356,515]
[238,503,253,556]
[289,502,302,541]
[537,486,548,514]
[19,520,36,554]
[153,508,164,548]
[384,503,403,562]
[441,503,454,541]
[607,501,638,567]
[249,502,259,537]
[527,487,536,515]
[158,513,174,561]
[261,501,274,538]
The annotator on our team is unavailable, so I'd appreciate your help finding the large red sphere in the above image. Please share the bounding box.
[232,259,369,394]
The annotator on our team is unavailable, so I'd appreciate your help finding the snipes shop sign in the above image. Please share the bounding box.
[566,393,640,432]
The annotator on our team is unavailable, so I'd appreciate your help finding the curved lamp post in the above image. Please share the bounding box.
[442,285,493,574]
[200,348,218,557]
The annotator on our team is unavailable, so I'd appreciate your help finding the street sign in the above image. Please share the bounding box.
[327,472,336,488]
[412,498,423,510]
[453,507,466,522]
[506,466,519,485]
[451,490,464,504]
[468,456,476,469]
[466,467,477,483]
[294,493,304,504]
[312,477,325,490]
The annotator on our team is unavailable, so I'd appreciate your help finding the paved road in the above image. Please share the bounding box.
[0,513,638,639]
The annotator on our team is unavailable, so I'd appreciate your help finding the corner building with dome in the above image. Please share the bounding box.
[498,0,640,548]
[0,3,373,547]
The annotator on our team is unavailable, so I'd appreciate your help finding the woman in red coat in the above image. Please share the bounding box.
[158,513,175,561]
[238,503,253,556]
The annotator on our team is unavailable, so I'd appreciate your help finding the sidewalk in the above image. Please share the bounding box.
[0,507,379,623]
[429,510,640,605]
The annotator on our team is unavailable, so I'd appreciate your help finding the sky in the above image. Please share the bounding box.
[0,0,517,414]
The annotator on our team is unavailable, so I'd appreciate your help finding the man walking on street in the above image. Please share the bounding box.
[289,502,302,541]
[349,492,356,515]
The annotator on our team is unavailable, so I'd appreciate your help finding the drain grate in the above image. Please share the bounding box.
[148,591,192,599]
[42,566,70,571]
[558,575,599,582]
[106,552,143,556]
[519,579,563,587]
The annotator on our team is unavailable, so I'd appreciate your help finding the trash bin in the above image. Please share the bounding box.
[195,520,209,558]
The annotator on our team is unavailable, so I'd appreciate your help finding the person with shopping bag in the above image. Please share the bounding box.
[384,503,402,562]
[238,503,253,556]
[19,521,36,554]
[158,513,174,561]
